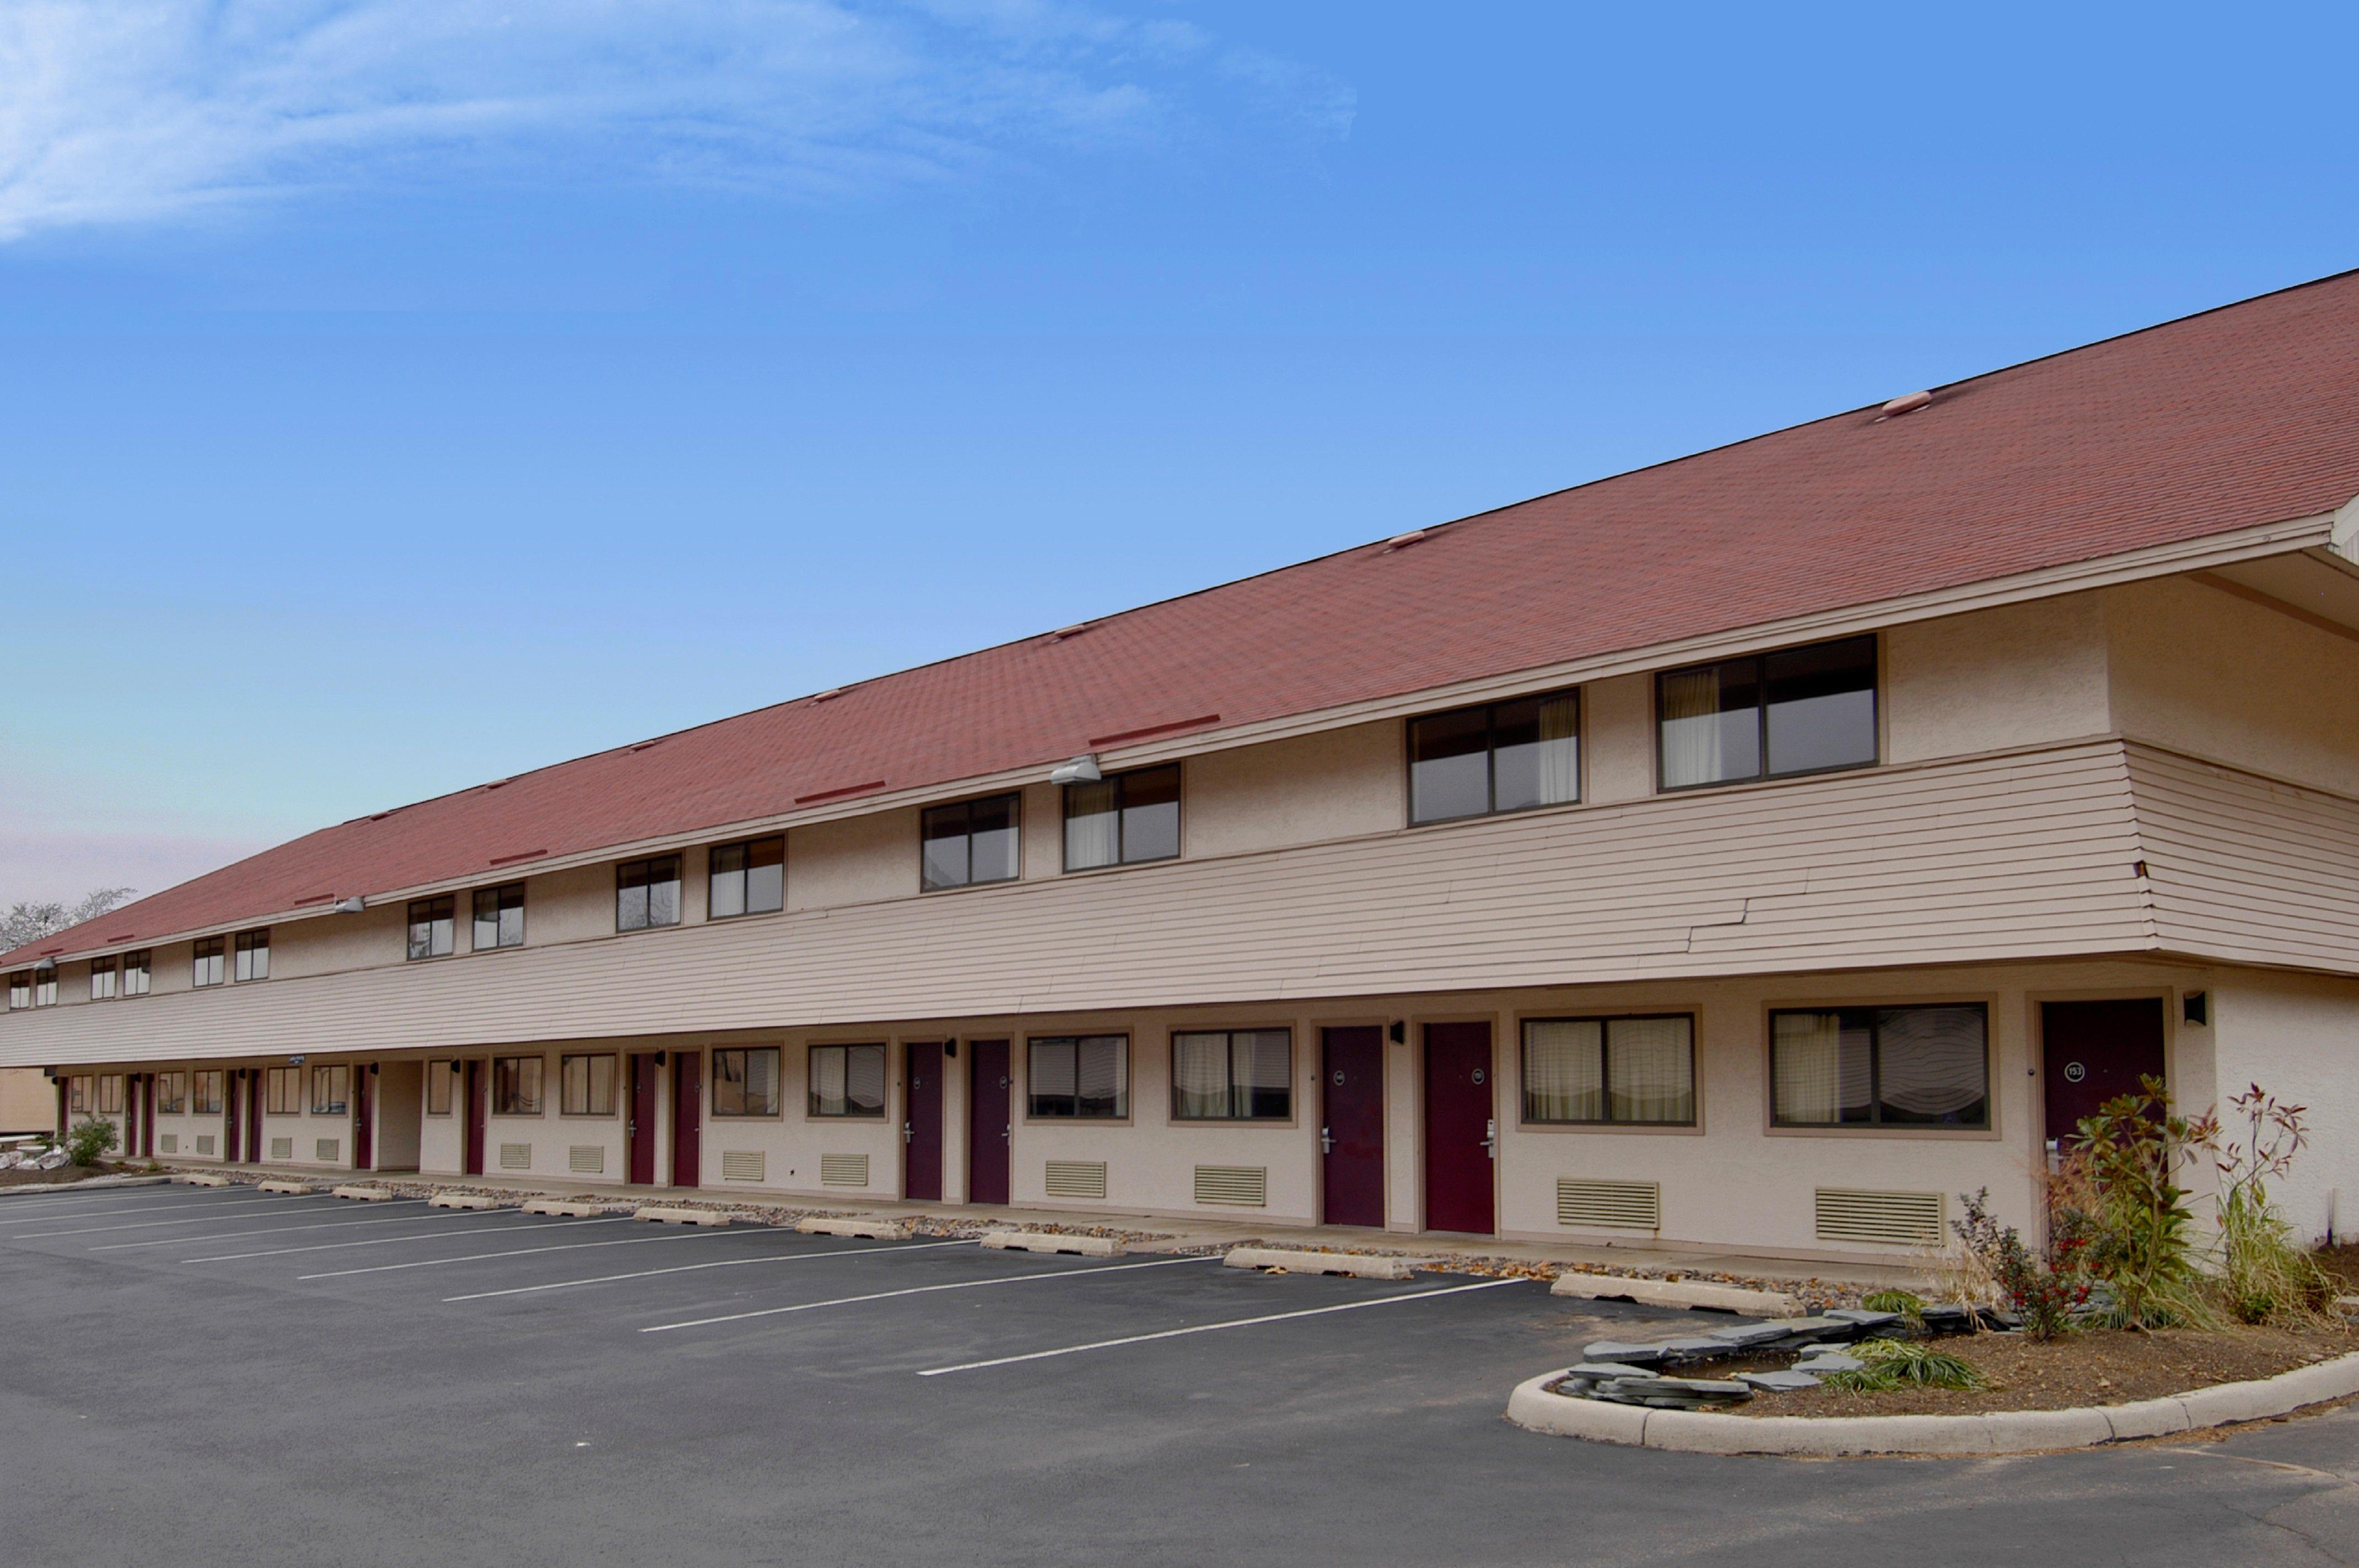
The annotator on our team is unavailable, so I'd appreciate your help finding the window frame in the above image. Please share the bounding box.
[121,950,152,997]
[264,1066,301,1116]
[192,1070,224,1116]
[233,928,270,983]
[615,854,683,933]
[805,1042,888,1118]
[1168,1028,1294,1123]
[426,1062,454,1117]
[920,791,1023,892]
[89,957,118,1001]
[1766,1001,1992,1131]
[711,1046,784,1119]
[1060,764,1182,874]
[706,836,786,922]
[559,1053,619,1117]
[7,972,29,1010]
[1025,1034,1132,1120]
[491,1055,545,1117]
[97,1074,126,1115]
[311,1063,350,1116]
[406,896,456,962]
[1406,688,1582,827]
[1517,1013,1700,1128]
[156,1071,188,1114]
[67,1076,90,1114]
[471,882,526,951]
[1656,634,1880,793]
[32,968,56,1007]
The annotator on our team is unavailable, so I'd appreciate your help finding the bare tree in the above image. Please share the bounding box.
[1,888,137,954]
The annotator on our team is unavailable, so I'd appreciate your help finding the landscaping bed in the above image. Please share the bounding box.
[0,1160,149,1190]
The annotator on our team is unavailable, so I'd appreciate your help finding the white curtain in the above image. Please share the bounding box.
[1537,694,1580,805]
[1064,780,1119,869]
[1660,668,1721,788]
[1174,1033,1229,1118]
[1772,1012,1841,1124]
[807,1048,843,1117]
[1607,1017,1693,1123]
[1522,1020,1603,1121]
[1875,1007,1986,1121]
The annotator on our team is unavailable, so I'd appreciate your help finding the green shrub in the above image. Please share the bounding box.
[1821,1338,1984,1392]
[66,1116,119,1167]
[1953,1187,2091,1340]
[2072,1076,2209,1330]
[2211,1085,2337,1325]
[1861,1289,1926,1319]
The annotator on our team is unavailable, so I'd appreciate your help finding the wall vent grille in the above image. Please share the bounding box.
[269,1137,294,1161]
[195,1134,215,1156]
[315,1139,340,1163]
[1044,1160,1108,1200]
[159,1134,179,1155]
[1193,1165,1267,1207]
[721,1150,766,1183]
[1815,1187,1945,1248]
[569,1145,605,1174]
[499,1142,532,1171]
[820,1153,868,1187]
[1555,1178,1662,1231]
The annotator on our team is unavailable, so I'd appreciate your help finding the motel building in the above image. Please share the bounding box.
[8,275,2359,1267]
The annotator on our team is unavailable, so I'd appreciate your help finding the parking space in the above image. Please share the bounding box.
[5,1182,2354,1567]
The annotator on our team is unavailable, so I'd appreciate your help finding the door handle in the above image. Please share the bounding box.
[1319,1125,1333,1155]
[1481,1118,1498,1159]
[903,1120,915,1144]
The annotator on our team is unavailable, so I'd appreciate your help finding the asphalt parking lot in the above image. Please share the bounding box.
[3,1184,2354,1567]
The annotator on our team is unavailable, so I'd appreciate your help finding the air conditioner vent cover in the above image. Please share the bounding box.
[569,1145,605,1174]
[1556,1178,1661,1231]
[819,1153,869,1187]
[1815,1186,1944,1248]
[499,1142,532,1171]
[1193,1165,1267,1207]
[1044,1160,1107,1200]
[721,1150,766,1183]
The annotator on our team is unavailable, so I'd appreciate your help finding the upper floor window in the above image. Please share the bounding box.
[1658,634,1877,790]
[233,928,270,983]
[1522,1015,1695,1125]
[192,1070,224,1116]
[407,896,455,961]
[1770,1004,1988,1129]
[157,1072,188,1114]
[192,937,225,988]
[1409,691,1580,825]
[7,972,29,1010]
[98,1075,126,1114]
[708,836,784,919]
[33,968,56,1007]
[492,1055,543,1116]
[807,1043,886,1118]
[712,1047,782,1117]
[1028,1034,1129,1119]
[89,957,117,1000]
[311,1064,350,1116]
[1171,1030,1291,1121]
[265,1066,301,1115]
[122,950,151,996]
[1063,764,1179,872]
[473,883,525,950]
[616,855,681,931]
[922,793,1020,891]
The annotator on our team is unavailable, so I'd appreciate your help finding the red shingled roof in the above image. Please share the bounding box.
[12,271,2359,968]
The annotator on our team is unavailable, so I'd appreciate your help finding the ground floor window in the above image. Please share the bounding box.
[1521,1015,1695,1125]
[312,1064,350,1116]
[1028,1035,1128,1119]
[806,1044,886,1117]
[492,1056,543,1116]
[1171,1030,1291,1120]
[157,1072,187,1114]
[712,1047,782,1117]
[561,1054,617,1116]
[192,1071,223,1116]
[426,1062,454,1116]
[67,1076,90,1113]
[265,1067,301,1116]
[1770,1004,1989,1128]
[97,1075,125,1114]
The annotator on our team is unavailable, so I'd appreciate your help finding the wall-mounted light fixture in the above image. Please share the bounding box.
[945,1040,958,1059]
[289,1054,306,1066]
[1388,1021,1405,1044]
[2183,992,2209,1026]
[654,1051,668,1066]
[331,897,365,914]
[1049,754,1101,786]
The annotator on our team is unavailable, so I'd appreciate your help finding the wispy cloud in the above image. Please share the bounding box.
[0,1,1353,240]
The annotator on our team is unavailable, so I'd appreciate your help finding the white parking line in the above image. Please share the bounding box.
[183,1215,621,1263]
[92,1203,446,1249]
[642,1254,1220,1333]
[0,1195,267,1220]
[7,1195,341,1238]
[299,1226,779,1280]
[443,1238,974,1302]
[0,1194,300,1226]
[915,1277,1532,1376]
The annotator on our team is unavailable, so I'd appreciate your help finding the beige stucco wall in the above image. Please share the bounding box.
[1183,721,1401,858]
[1886,594,2113,763]
[2210,971,2359,1246]
[788,809,915,911]
[0,1068,51,1134]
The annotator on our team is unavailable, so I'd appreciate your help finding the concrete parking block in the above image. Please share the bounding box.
[256,1180,313,1195]
[428,1192,502,1211]
[635,1206,732,1227]
[171,1173,231,1187]
[796,1217,912,1241]
[521,1199,608,1217]
[332,1186,396,1201]
[1550,1273,1797,1316]
[983,1231,1122,1257]
[1223,1247,1426,1279]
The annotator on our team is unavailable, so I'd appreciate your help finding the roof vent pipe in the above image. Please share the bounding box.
[1875,390,1934,420]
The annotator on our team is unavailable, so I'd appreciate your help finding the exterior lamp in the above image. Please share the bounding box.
[1049,754,1101,786]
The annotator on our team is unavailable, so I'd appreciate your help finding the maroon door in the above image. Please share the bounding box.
[124,1075,142,1161]
[967,1039,1010,1206]
[353,1065,375,1171]
[222,1071,241,1162]
[244,1071,265,1163]
[2043,999,2167,1149]
[627,1054,660,1184]
[1423,1022,1495,1236]
[1320,1027,1386,1228]
[671,1052,702,1189]
[904,1042,944,1202]
[139,1075,156,1158]
[462,1060,487,1176]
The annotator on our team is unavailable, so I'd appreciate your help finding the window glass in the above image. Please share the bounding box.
[1171,1030,1292,1120]
[89,958,117,1001]
[1658,658,1762,788]
[68,1076,90,1113]
[1521,1016,1694,1124]
[192,1071,223,1116]
[8,972,30,1010]
[1408,705,1490,822]
[922,793,1021,891]
[265,1067,300,1115]
[193,935,227,988]
[1521,1019,1604,1122]
[1771,1005,1986,1128]
[616,856,682,931]
[807,1044,887,1117]
[311,1064,349,1115]
[98,1075,125,1114]
[122,951,151,996]
[561,1054,617,1116]
[157,1072,187,1114]
[407,896,454,961]
[713,1047,782,1117]
[492,1056,543,1116]
[1027,1035,1128,1118]
[1410,693,1579,823]
[473,883,525,950]
[1063,766,1181,871]
[34,968,57,1006]
[233,929,270,983]
[708,837,785,919]
[426,1062,454,1116]
[1764,637,1878,777]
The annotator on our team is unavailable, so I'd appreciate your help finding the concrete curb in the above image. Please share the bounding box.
[1225,1247,1429,1281]
[983,1231,1123,1257]
[0,1173,174,1196]
[1506,1350,2359,1456]
[1551,1273,1798,1316]
[332,1186,396,1201]
[798,1217,912,1241]
[521,1199,610,1217]
[256,1179,314,1195]
[428,1192,502,1211]
[635,1205,732,1227]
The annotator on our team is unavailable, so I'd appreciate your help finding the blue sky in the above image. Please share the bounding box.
[4,1,2356,904]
